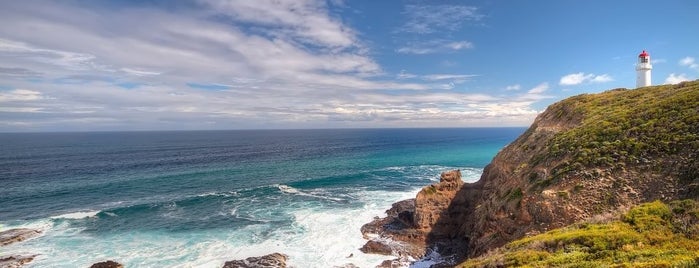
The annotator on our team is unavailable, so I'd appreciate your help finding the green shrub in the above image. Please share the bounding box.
[459,200,699,267]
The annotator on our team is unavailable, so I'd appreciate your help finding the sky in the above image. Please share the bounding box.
[0,0,697,132]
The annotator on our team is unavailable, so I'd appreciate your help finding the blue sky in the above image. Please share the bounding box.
[0,0,697,131]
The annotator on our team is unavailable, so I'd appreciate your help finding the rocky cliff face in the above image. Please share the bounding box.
[364,80,699,263]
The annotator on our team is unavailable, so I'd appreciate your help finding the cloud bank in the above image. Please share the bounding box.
[0,1,541,131]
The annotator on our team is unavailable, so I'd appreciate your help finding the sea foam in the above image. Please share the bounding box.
[50,210,101,220]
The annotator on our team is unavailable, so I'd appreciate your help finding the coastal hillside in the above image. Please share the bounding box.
[449,80,699,259]
[362,80,699,265]
[459,199,699,267]
[458,80,699,258]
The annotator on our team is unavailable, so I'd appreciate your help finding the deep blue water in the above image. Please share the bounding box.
[0,128,524,267]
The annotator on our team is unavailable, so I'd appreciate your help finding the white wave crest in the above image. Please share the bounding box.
[277,185,344,201]
[50,210,100,220]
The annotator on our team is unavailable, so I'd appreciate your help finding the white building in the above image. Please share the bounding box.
[635,50,652,88]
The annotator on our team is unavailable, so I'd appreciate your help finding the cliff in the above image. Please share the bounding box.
[363,80,699,264]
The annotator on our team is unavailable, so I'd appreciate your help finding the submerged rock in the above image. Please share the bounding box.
[90,260,124,268]
[0,255,36,268]
[0,228,41,246]
[222,253,288,268]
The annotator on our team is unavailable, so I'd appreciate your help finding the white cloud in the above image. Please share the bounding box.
[396,39,473,54]
[559,73,593,85]
[505,84,521,91]
[396,70,417,79]
[394,72,478,86]
[444,41,474,50]
[559,72,613,85]
[197,0,357,49]
[401,4,484,34]
[121,68,162,77]
[665,73,690,84]
[422,74,478,81]
[0,1,546,131]
[527,82,549,94]
[590,74,613,83]
[0,38,100,71]
[651,58,666,64]
[0,89,44,102]
[679,56,699,70]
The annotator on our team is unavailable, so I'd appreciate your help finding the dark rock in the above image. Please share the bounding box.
[90,260,123,268]
[376,259,397,268]
[375,258,410,268]
[222,253,287,268]
[361,199,415,237]
[359,240,392,255]
[0,255,36,268]
[0,229,41,246]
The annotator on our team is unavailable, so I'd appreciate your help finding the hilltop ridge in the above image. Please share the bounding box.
[362,80,699,266]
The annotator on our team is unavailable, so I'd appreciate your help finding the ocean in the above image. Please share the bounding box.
[0,128,524,267]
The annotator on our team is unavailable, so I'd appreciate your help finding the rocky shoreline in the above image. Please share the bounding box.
[0,227,290,268]
[359,170,468,267]
[0,229,41,268]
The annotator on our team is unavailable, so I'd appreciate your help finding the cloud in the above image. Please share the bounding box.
[0,66,42,77]
[527,82,549,94]
[0,89,45,102]
[396,40,473,54]
[121,68,162,77]
[679,57,698,70]
[559,72,613,85]
[559,73,592,85]
[0,1,544,131]
[396,70,417,79]
[197,0,357,49]
[394,72,478,86]
[422,74,478,81]
[590,74,613,83]
[0,38,100,71]
[401,4,484,34]
[505,84,521,91]
[651,58,666,64]
[665,73,690,84]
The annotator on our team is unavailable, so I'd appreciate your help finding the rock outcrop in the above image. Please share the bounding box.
[363,80,699,264]
[0,229,41,246]
[0,228,42,267]
[359,240,393,255]
[90,260,124,268]
[0,255,36,268]
[362,170,476,262]
[222,253,288,268]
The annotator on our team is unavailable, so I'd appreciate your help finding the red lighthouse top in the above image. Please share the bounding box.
[639,50,649,58]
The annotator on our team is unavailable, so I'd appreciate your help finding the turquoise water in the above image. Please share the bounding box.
[0,128,524,267]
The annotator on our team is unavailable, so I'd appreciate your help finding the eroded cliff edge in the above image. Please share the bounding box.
[363,80,699,264]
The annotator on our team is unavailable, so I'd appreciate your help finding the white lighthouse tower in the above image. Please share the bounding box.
[635,50,652,88]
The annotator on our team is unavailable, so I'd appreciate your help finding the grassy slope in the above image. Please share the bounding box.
[535,80,699,184]
[459,200,699,267]
[460,81,699,266]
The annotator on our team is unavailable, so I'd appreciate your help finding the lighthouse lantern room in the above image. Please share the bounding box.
[636,50,652,88]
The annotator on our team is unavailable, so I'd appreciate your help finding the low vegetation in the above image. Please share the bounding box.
[532,80,699,179]
[459,200,699,267]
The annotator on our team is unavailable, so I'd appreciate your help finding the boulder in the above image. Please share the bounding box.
[359,240,392,255]
[222,253,287,268]
[90,260,123,268]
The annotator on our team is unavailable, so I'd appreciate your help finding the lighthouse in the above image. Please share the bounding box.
[635,50,652,88]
